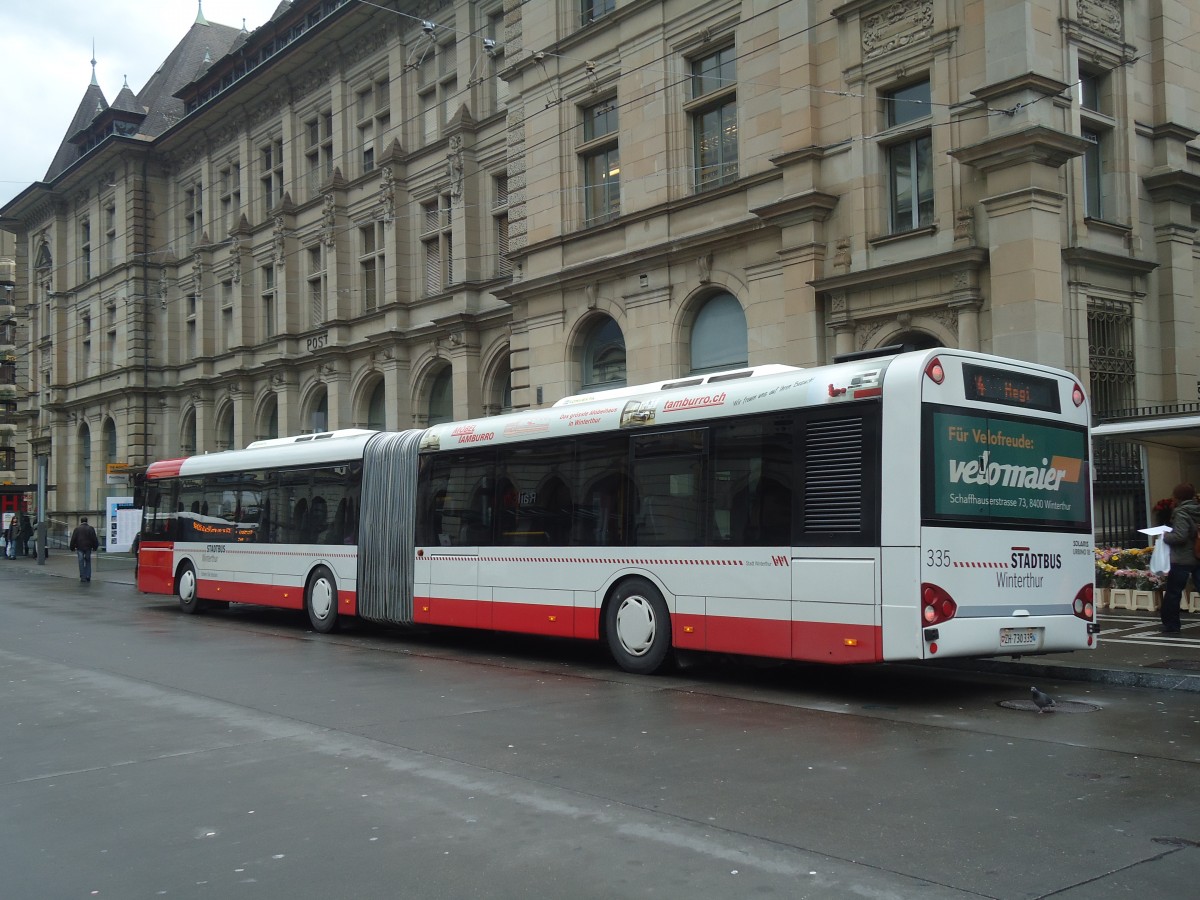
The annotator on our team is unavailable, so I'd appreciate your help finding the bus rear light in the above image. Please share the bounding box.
[1073,584,1094,620]
[921,583,957,626]
[924,357,945,385]
[1071,383,1085,407]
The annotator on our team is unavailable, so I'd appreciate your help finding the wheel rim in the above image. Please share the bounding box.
[178,568,196,603]
[614,595,656,657]
[310,576,334,621]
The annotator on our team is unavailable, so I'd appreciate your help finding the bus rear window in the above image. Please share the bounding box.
[922,407,1090,531]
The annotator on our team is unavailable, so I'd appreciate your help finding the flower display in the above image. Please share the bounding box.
[1094,546,1165,590]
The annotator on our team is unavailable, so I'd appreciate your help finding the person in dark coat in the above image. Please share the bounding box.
[69,516,101,583]
[1160,482,1200,635]
[17,515,33,557]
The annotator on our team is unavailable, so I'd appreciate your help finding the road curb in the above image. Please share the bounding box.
[929,657,1200,693]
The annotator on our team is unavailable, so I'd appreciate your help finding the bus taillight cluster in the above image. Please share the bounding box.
[921,583,958,626]
[1073,584,1094,620]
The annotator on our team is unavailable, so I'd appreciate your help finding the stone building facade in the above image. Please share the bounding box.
[1,0,1198,525]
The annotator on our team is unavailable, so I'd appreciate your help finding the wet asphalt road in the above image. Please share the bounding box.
[1,567,1197,899]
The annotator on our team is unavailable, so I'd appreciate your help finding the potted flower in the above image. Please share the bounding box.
[1152,496,1177,527]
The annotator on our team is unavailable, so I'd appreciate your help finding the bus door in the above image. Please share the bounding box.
[415,452,487,629]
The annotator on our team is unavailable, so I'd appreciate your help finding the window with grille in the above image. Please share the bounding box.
[493,174,511,276]
[1087,298,1136,417]
[308,245,326,326]
[421,194,453,294]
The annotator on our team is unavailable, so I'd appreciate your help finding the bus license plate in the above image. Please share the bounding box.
[1000,628,1040,649]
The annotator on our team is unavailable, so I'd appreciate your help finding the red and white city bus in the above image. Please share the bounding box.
[138,347,1097,672]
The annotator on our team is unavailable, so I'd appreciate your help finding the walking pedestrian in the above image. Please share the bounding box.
[1160,482,1200,635]
[69,516,101,583]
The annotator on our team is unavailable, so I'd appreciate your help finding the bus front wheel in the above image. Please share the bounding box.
[177,562,201,615]
[306,566,339,634]
[605,577,671,675]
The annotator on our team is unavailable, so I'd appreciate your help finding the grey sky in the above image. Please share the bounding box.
[0,0,284,208]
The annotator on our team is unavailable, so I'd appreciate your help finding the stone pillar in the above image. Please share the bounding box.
[950,299,982,353]
[952,126,1089,364]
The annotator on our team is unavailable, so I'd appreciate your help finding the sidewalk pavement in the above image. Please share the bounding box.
[5,551,1199,692]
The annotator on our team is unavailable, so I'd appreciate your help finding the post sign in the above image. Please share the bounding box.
[106,462,131,486]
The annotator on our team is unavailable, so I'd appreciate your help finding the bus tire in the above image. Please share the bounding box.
[177,562,201,615]
[306,566,339,634]
[604,577,671,675]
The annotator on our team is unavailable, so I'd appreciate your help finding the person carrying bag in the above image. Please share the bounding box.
[1159,483,1200,635]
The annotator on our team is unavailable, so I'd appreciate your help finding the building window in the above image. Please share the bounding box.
[428,367,454,425]
[185,295,198,360]
[579,100,620,225]
[79,219,92,281]
[357,77,391,175]
[883,79,933,233]
[183,179,204,247]
[359,223,385,312]
[1087,298,1136,417]
[305,110,335,200]
[418,40,457,144]
[1078,69,1113,221]
[220,163,242,235]
[421,194,452,294]
[260,137,284,215]
[687,46,738,191]
[103,203,117,270]
[307,245,326,326]
[366,381,386,431]
[690,292,747,374]
[485,10,508,114]
[105,303,117,372]
[581,0,615,26]
[493,174,511,276]
[260,266,276,342]
[221,279,235,351]
[581,316,626,391]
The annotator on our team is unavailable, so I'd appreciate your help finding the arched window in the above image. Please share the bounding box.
[214,406,235,450]
[366,381,386,431]
[309,387,328,433]
[581,317,626,391]
[79,424,92,508]
[181,409,197,455]
[103,418,117,466]
[488,355,512,415]
[258,394,279,441]
[690,292,747,374]
[887,331,941,352]
[428,367,453,425]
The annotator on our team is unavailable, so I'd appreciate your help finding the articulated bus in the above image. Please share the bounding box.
[138,348,1097,673]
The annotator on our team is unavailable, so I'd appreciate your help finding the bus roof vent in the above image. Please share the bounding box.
[707,369,755,384]
[661,378,705,391]
[833,343,924,364]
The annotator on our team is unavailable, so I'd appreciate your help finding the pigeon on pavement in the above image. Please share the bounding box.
[1030,686,1056,713]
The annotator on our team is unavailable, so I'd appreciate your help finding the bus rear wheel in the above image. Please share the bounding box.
[605,577,671,675]
[177,562,201,615]
[306,566,339,634]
